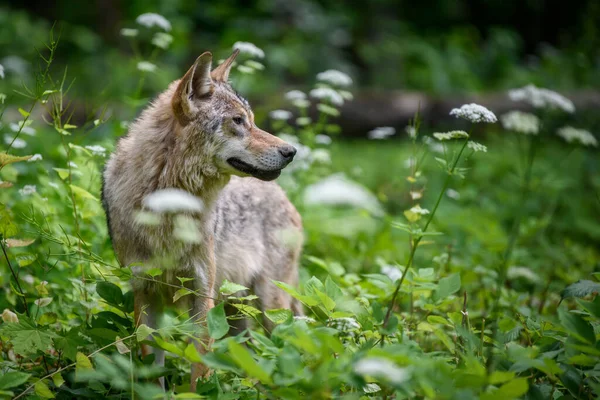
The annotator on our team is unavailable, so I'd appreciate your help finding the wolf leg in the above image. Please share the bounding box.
[134,289,165,388]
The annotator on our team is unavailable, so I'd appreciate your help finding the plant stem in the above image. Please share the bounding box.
[1,241,30,318]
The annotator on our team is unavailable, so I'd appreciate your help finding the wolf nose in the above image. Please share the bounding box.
[279,145,297,161]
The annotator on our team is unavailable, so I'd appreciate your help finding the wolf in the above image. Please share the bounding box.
[101,50,303,390]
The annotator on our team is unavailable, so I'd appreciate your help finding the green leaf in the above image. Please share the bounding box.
[70,185,98,201]
[228,340,273,384]
[173,287,194,303]
[558,308,596,344]
[123,290,134,313]
[230,303,262,318]
[153,335,184,357]
[0,372,31,390]
[219,280,249,296]
[96,281,124,306]
[16,253,37,267]
[489,371,516,384]
[34,380,54,399]
[207,302,229,339]
[561,280,600,300]
[51,373,65,388]
[145,268,163,278]
[0,153,32,167]
[184,343,203,363]
[273,280,319,307]
[0,316,57,354]
[76,352,94,380]
[136,324,156,342]
[265,308,292,325]
[0,204,18,237]
[437,273,461,300]
[53,168,70,180]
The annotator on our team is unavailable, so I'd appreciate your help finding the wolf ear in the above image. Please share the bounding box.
[173,52,213,124]
[210,49,240,82]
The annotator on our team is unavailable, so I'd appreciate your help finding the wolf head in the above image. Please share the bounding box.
[171,50,296,181]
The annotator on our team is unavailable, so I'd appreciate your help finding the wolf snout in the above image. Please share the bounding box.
[278,145,297,162]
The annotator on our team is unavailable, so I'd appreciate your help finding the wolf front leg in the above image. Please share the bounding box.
[190,236,217,392]
[134,288,165,389]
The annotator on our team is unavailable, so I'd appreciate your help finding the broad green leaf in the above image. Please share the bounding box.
[174,394,204,399]
[325,276,344,301]
[145,268,163,277]
[273,280,319,307]
[265,308,292,325]
[231,303,262,318]
[153,335,184,357]
[115,336,130,354]
[0,316,57,354]
[228,340,273,384]
[136,324,156,342]
[70,184,98,201]
[561,280,600,300]
[34,380,54,399]
[437,273,461,300]
[76,352,94,380]
[219,280,249,296]
[0,204,18,237]
[18,108,30,117]
[207,302,229,339]
[96,281,124,306]
[184,343,203,363]
[53,168,70,180]
[558,308,596,344]
[489,370,516,384]
[16,253,37,267]
[173,287,194,303]
[51,373,65,388]
[0,371,31,390]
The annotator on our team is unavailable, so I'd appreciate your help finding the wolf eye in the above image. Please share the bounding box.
[232,116,244,125]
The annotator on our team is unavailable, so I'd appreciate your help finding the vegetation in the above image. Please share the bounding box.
[1,5,599,400]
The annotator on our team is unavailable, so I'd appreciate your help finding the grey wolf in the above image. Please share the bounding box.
[101,50,303,390]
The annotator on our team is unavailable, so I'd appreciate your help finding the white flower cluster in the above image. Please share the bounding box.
[467,141,487,152]
[151,32,173,50]
[0,64,4,79]
[19,185,36,196]
[316,69,352,87]
[303,174,382,215]
[85,145,107,157]
[233,42,265,59]
[10,121,36,136]
[293,315,316,324]
[120,28,138,37]
[4,135,26,149]
[269,110,293,121]
[329,317,360,333]
[381,264,402,281]
[508,84,575,113]
[28,154,43,162]
[500,111,540,135]
[143,189,204,213]
[136,13,172,31]
[315,134,332,145]
[450,103,497,123]
[433,130,469,141]
[405,125,417,139]
[137,61,157,73]
[285,90,310,108]
[354,357,410,384]
[556,126,598,147]
[310,87,344,106]
[409,205,430,215]
[368,126,395,140]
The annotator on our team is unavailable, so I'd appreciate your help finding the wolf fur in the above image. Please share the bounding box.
[101,50,303,389]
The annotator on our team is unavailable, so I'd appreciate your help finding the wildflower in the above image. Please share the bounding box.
[500,111,540,135]
[409,191,422,200]
[317,103,340,117]
[381,264,402,281]
[10,122,36,136]
[556,126,598,147]
[34,297,52,307]
[4,135,26,148]
[143,188,204,213]
[285,90,307,101]
[409,205,430,215]
[2,309,18,323]
[310,87,344,106]
[467,141,487,152]
[508,84,575,113]
[329,317,360,332]
[136,13,172,31]
[446,189,460,199]
[354,357,410,384]
[236,65,254,74]
[295,117,312,126]
[19,185,36,196]
[85,145,107,157]
[245,60,264,71]
[363,383,381,393]
[137,61,157,73]
[151,32,173,49]
[0,64,4,79]
[368,127,395,140]
[294,315,316,324]
[311,149,331,164]
[433,130,469,141]
[315,134,332,145]
[303,174,382,215]
[316,69,352,87]
[423,136,445,153]
[233,41,265,58]
[68,161,78,169]
[450,103,497,123]
[339,90,354,101]
[120,28,139,37]
[28,154,42,162]
[405,125,417,139]
[269,110,293,121]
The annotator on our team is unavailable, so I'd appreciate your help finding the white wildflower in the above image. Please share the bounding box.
[381,265,402,282]
[446,189,460,199]
[354,357,410,384]
[4,135,26,148]
[339,90,353,101]
[285,90,307,101]
[269,110,293,121]
[311,149,331,164]
[315,134,332,145]
[508,84,575,113]
[329,317,360,332]
[310,87,344,106]
[2,309,18,323]
[22,275,35,284]
[136,13,171,31]
[467,141,487,152]
[409,205,430,215]
[500,111,540,135]
[433,130,469,141]
[295,117,312,126]
[19,185,37,196]
[450,103,497,123]
[10,122,36,136]
[68,161,78,169]
[233,41,265,58]
[28,154,43,162]
[556,126,598,147]
[236,65,254,74]
[120,28,139,37]
[405,125,417,139]
[0,64,4,79]
[303,174,382,215]
[85,145,107,157]
[151,32,173,49]
[137,61,157,73]
[316,69,352,87]
[316,103,340,117]
[409,191,422,200]
[143,188,204,213]
[363,383,381,393]
[292,99,310,108]
[294,315,316,324]
[245,60,264,71]
[368,126,395,140]
[423,136,445,153]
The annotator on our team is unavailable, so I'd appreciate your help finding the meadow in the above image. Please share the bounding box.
[1,9,600,400]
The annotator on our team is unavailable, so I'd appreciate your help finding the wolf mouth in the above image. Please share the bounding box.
[227,158,281,181]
